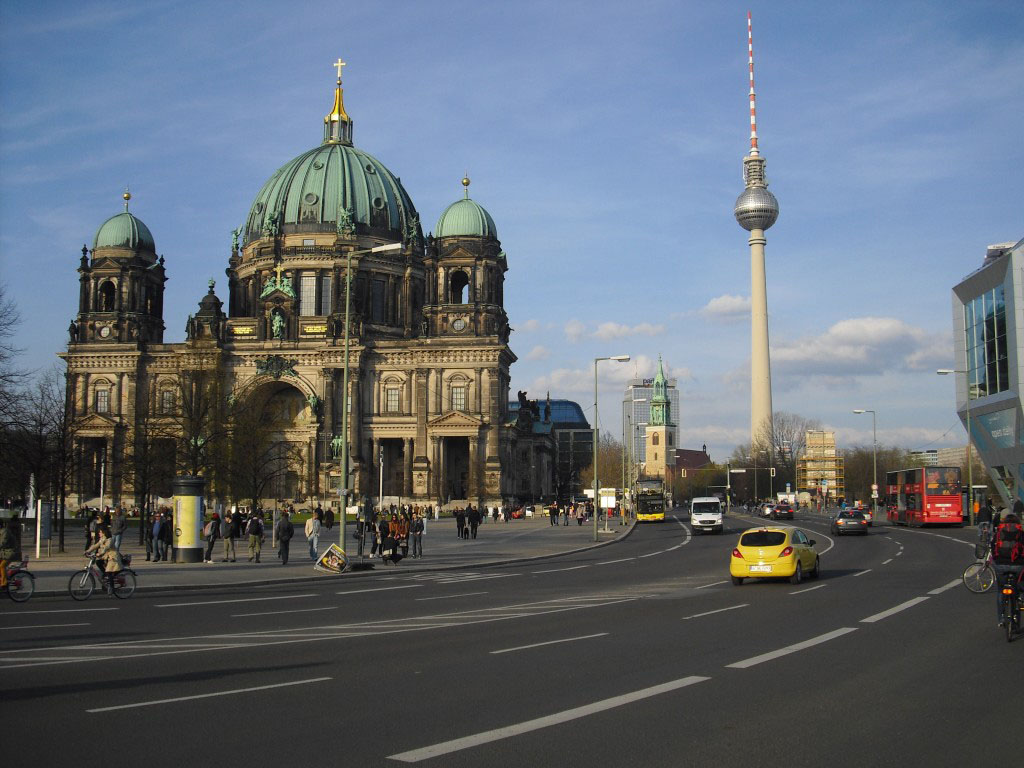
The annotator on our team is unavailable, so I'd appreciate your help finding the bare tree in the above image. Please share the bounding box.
[225,385,302,508]
[578,433,624,491]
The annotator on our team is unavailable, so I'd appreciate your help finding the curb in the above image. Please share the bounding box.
[25,521,638,599]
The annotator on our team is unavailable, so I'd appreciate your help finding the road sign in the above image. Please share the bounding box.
[871,491,879,499]
[786,483,791,492]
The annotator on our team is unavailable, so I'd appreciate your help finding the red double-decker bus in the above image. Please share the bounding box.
[885,466,963,526]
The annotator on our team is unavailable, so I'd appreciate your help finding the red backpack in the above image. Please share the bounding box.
[992,523,1024,564]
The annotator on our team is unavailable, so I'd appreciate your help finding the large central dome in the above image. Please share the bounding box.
[244,73,418,244]
[244,143,417,243]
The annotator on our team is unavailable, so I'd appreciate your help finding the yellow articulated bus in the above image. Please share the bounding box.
[635,479,667,522]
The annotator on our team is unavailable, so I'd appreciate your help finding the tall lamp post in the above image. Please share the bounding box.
[594,355,630,541]
[937,369,974,525]
[852,409,877,518]
[339,242,402,555]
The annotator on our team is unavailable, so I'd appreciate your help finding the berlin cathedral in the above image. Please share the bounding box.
[60,61,555,512]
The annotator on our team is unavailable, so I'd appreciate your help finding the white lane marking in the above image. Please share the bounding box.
[853,569,872,577]
[532,565,589,574]
[156,593,316,608]
[637,551,662,559]
[694,581,729,590]
[682,604,748,620]
[882,558,893,565]
[928,579,962,595]
[597,558,636,565]
[895,551,903,557]
[86,677,332,713]
[387,675,710,762]
[790,584,827,595]
[860,597,930,623]
[336,585,423,595]
[0,608,117,615]
[490,632,608,655]
[416,592,488,601]
[666,543,685,551]
[233,606,338,618]
[0,623,90,631]
[726,627,858,669]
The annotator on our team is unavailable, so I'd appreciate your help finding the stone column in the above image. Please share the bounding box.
[434,368,443,413]
[468,436,479,499]
[432,436,442,501]
[474,368,482,415]
[403,437,413,497]
[415,369,429,456]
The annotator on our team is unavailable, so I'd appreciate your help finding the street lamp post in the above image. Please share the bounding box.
[937,369,974,526]
[594,355,630,541]
[852,409,877,518]
[339,242,402,556]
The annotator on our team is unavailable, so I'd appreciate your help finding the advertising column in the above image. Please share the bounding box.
[172,476,205,563]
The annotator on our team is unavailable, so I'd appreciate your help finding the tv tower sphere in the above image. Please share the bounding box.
[734,185,779,232]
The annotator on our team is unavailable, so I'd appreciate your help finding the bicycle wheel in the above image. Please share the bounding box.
[963,561,995,593]
[8,569,35,602]
[68,569,96,601]
[111,569,136,599]
[1008,600,1020,643]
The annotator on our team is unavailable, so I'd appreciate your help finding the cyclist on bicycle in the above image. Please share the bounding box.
[84,527,123,593]
[991,510,1024,627]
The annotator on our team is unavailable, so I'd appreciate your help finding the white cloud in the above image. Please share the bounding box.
[593,321,665,340]
[700,294,750,321]
[526,345,550,361]
[564,319,585,343]
[520,318,540,332]
[773,317,951,377]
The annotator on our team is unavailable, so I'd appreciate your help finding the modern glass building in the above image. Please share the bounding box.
[950,238,1024,508]
[508,398,592,500]
[622,377,680,464]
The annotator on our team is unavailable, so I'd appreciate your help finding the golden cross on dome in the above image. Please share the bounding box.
[333,57,346,81]
[274,261,284,283]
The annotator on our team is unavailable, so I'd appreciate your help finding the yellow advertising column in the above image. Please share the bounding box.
[172,476,206,563]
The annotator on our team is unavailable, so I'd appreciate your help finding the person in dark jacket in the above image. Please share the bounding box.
[143,512,154,560]
[110,507,127,552]
[468,505,481,539]
[204,512,221,563]
[274,510,294,565]
[455,508,466,539]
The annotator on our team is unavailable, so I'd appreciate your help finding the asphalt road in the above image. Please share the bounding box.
[4,508,1021,767]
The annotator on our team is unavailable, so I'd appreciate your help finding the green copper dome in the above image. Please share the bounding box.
[93,211,156,254]
[244,143,418,243]
[435,197,497,239]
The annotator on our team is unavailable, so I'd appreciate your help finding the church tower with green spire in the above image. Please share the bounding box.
[644,356,677,483]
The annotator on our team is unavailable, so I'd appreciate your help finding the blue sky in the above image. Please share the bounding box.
[1,0,1021,461]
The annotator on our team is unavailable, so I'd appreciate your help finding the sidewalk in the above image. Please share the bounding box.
[11,515,636,598]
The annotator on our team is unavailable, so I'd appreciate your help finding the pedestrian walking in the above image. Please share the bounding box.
[220,511,234,561]
[455,508,466,539]
[110,507,127,552]
[152,513,166,562]
[275,510,293,565]
[203,512,221,562]
[411,512,424,558]
[323,505,335,530]
[246,511,265,562]
[143,512,154,560]
[305,510,322,562]
[468,505,481,539]
[159,511,173,560]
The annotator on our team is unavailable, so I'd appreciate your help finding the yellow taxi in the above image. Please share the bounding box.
[730,526,820,585]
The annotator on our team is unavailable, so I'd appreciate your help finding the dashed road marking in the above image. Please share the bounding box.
[860,597,930,623]
[927,580,961,595]
[726,628,858,669]
[86,677,332,713]
[790,584,827,595]
[490,632,608,655]
[682,604,748,620]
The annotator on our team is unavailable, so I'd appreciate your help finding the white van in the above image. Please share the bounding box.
[690,496,724,534]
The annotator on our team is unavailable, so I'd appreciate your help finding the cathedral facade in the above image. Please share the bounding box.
[60,65,548,512]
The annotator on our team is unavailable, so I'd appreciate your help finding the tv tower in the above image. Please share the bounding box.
[734,11,779,448]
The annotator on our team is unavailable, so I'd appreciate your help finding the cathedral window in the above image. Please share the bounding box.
[99,281,116,311]
[319,275,332,315]
[385,387,400,414]
[668,433,673,446]
[449,271,469,304]
[300,274,317,316]
[96,388,110,414]
[451,385,467,412]
[652,433,660,446]
[160,390,175,414]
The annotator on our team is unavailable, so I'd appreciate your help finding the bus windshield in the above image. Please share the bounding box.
[925,467,960,495]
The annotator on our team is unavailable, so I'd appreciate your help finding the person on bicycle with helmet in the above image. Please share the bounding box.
[84,528,123,593]
[991,510,1024,626]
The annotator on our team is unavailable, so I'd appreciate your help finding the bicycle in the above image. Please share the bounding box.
[68,552,136,600]
[998,569,1023,642]
[3,560,35,603]
[964,552,996,593]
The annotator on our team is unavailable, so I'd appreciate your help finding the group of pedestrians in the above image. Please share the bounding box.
[364,508,427,561]
[547,501,593,527]
[201,505,329,565]
[454,505,483,539]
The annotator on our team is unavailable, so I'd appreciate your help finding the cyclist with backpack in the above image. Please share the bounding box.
[991,508,1024,627]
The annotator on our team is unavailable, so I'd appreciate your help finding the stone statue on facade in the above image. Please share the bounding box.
[271,309,285,339]
[68,320,78,342]
[307,393,319,415]
[336,205,355,236]
[231,227,241,252]
[330,435,344,459]
[263,212,280,237]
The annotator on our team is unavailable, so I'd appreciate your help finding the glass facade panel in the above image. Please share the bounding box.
[964,286,1009,400]
[300,274,316,316]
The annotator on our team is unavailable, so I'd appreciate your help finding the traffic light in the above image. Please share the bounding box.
[770,467,775,477]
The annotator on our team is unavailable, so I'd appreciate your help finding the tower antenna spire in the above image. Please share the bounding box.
[747,11,759,157]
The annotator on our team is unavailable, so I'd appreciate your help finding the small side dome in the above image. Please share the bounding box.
[93,212,156,254]
[436,198,497,239]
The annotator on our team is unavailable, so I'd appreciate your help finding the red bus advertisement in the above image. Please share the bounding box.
[885,466,963,526]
